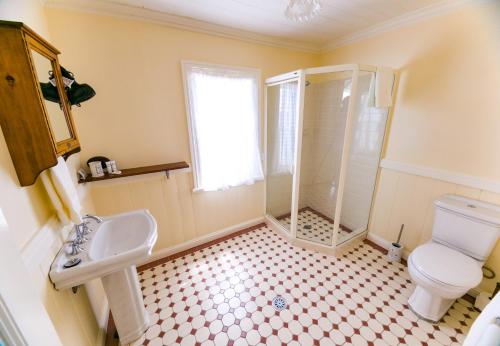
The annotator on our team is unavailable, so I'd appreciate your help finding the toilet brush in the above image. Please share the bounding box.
[388,224,404,262]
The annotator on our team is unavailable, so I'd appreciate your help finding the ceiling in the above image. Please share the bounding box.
[45,0,465,51]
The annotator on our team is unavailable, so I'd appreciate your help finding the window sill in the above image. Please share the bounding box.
[192,178,264,193]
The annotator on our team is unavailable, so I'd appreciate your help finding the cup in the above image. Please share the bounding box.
[110,160,120,174]
[89,161,104,178]
[105,161,113,174]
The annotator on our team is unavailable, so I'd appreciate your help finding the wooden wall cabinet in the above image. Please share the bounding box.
[0,21,80,186]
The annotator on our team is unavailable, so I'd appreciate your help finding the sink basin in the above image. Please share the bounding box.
[50,209,157,289]
[89,211,156,261]
[49,209,157,344]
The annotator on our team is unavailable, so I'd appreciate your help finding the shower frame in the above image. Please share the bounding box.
[264,64,381,253]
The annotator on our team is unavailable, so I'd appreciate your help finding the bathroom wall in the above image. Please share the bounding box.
[0,1,103,344]
[321,0,500,292]
[0,0,53,251]
[40,0,500,294]
[44,8,319,251]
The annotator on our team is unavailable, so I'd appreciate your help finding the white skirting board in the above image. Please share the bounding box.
[141,217,265,265]
[366,232,409,260]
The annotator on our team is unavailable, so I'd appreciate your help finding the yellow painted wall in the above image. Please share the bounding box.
[321,1,500,179]
[0,0,54,249]
[44,8,319,251]
[0,1,102,344]
[3,0,498,344]
[321,1,500,292]
[44,3,500,293]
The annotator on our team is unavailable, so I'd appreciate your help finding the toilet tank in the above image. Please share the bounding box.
[433,194,500,261]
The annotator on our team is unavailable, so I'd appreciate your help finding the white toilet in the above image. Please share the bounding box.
[408,194,500,323]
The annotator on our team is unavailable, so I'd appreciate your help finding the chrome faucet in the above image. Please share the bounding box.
[74,223,89,241]
[83,214,103,223]
[64,215,103,256]
[65,240,85,256]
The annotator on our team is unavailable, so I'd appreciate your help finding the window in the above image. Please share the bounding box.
[183,62,264,191]
[275,82,297,174]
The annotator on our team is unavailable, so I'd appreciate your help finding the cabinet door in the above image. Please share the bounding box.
[26,35,80,155]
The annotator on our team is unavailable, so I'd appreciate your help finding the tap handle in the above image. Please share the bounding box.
[80,221,92,234]
[73,226,88,244]
[65,241,85,256]
[74,234,88,244]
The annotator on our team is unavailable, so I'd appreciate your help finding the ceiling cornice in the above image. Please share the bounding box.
[44,0,322,53]
[44,0,480,55]
[322,0,480,52]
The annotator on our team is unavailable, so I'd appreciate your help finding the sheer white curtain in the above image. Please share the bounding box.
[270,81,298,175]
[184,62,263,191]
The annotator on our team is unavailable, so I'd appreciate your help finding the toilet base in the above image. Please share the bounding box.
[408,286,455,323]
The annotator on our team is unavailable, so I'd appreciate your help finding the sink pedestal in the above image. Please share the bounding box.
[101,265,149,344]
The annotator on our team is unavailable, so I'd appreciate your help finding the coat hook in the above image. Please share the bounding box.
[5,74,15,86]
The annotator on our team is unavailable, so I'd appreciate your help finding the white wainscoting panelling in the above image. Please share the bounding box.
[368,165,500,293]
[142,216,265,265]
[20,217,108,346]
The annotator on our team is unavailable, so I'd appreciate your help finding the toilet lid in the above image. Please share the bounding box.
[410,243,483,288]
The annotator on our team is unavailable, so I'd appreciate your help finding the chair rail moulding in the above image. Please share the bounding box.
[379,159,500,194]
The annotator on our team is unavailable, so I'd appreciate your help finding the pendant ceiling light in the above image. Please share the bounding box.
[285,0,322,22]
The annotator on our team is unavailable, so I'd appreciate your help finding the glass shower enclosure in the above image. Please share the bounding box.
[265,64,391,251]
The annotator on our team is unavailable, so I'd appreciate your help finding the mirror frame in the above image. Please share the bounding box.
[25,35,79,155]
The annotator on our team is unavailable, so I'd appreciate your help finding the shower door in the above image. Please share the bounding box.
[266,65,390,249]
[336,71,388,244]
[297,71,354,246]
[265,72,304,234]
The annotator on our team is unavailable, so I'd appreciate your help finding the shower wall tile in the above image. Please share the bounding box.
[300,80,346,219]
[300,74,387,234]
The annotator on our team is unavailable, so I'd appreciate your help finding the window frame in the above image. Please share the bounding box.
[181,60,262,192]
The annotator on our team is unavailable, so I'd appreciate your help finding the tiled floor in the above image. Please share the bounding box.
[279,208,352,246]
[129,224,478,346]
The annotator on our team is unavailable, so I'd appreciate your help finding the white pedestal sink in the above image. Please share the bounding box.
[49,210,157,344]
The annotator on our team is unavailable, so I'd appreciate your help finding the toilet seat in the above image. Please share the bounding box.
[410,243,482,289]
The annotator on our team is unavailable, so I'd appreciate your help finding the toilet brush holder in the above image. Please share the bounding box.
[388,242,403,262]
[388,224,405,263]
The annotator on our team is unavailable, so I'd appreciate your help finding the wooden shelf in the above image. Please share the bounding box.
[78,162,189,184]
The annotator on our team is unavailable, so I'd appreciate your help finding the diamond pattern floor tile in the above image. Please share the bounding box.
[127,225,478,346]
[278,208,352,246]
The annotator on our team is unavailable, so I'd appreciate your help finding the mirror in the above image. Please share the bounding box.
[30,49,72,143]
[265,80,299,232]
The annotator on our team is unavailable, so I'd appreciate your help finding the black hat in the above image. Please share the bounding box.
[39,66,95,107]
